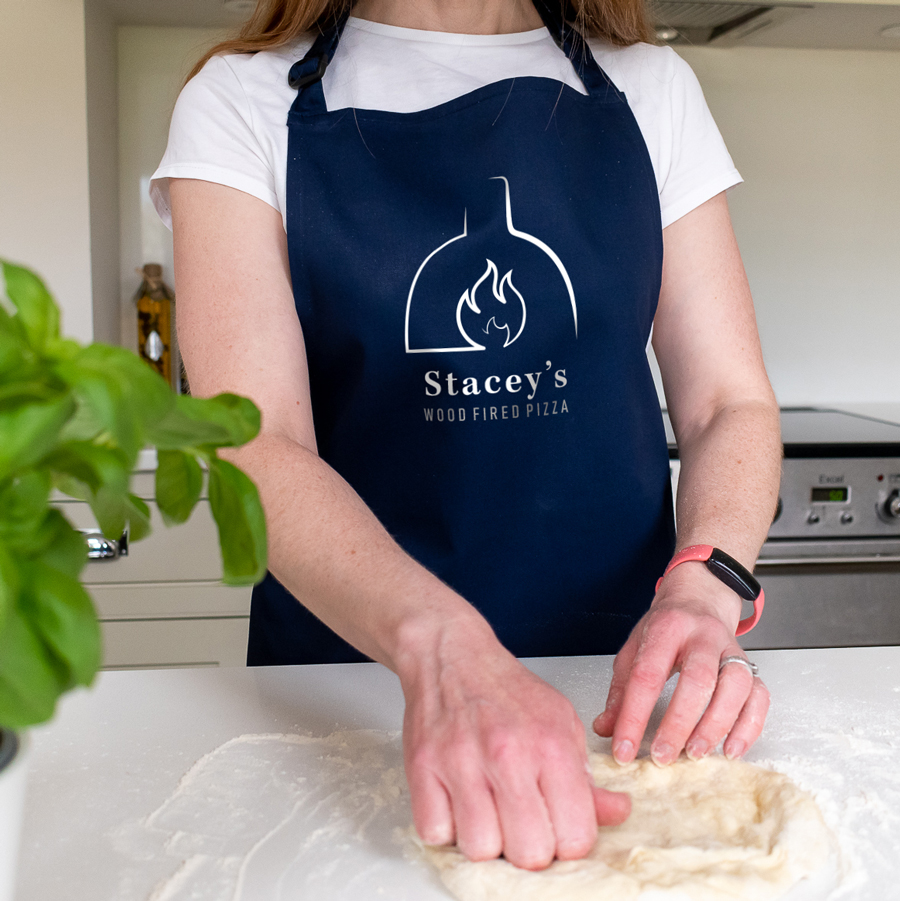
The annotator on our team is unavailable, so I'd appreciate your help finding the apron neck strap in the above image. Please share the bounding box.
[531,0,619,96]
[289,1,618,111]
[288,8,351,112]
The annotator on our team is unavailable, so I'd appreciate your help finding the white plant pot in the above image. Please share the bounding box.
[0,729,28,901]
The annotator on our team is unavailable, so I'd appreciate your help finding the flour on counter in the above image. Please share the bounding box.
[110,730,440,901]
[107,692,900,901]
[746,694,900,900]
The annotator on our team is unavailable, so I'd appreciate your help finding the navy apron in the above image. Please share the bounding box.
[247,1,675,665]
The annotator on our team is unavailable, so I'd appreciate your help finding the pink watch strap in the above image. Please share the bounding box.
[656,544,765,636]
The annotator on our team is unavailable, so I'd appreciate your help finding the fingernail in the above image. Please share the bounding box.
[593,715,611,737]
[685,740,708,761]
[650,741,675,766]
[612,739,634,764]
[725,740,746,760]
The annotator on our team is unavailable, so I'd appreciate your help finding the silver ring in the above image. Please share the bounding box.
[719,655,759,677]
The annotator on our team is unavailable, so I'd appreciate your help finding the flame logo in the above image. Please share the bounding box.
[404,176,577,354]
[456,259,526,350]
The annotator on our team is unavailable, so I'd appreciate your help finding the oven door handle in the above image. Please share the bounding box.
[757,554,900,567]
[757,538,900,567]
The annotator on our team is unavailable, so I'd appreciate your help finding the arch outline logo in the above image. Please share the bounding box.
[404,176,578,354]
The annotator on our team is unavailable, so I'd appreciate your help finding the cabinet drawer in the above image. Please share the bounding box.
[55,499,225,583]
[88,581,251,620]
[101,617,249,669]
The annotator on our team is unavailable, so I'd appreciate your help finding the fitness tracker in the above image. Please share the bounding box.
[656,544,765,636]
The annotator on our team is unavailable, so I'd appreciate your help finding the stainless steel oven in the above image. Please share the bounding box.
[666,408,900,650]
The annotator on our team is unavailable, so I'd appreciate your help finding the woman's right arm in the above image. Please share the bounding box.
[169,178,629,871]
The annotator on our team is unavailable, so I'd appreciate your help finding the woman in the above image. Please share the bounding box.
[152,0,781,871]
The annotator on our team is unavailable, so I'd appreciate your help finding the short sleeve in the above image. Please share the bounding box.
[593,42,742,229]
[150,55,281,230]
[658,51,742,228]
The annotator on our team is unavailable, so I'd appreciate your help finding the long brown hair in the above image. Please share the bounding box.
[187,0,656,80]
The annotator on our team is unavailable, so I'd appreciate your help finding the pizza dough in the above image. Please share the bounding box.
[422,753,835,901]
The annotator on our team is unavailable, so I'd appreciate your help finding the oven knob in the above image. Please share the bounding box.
[885,490,900,520]
[840,511,854,525]
[807,511,820,525]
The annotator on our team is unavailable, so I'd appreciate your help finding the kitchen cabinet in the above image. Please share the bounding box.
[54,453,251,669]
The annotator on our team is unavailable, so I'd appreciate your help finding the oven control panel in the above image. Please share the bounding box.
[768,458,900,539]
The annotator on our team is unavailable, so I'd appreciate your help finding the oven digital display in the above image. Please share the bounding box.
[811,487,849,503]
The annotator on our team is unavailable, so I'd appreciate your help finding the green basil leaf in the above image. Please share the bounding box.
[88,487,124,540]
[45,336,81,362]
[45,441,131,497]
[0,501,87,580]
[88,488,151,543]
[0,541,20,633]
[22,561,101,689]
[0,330,27,381]
[155,450,203,526]
[207,457,267,585]
[36,510,88,579]
[0,394,75,478]
[55,344,173,458]
[0,471,52,538]
[0,473,59,564]
[0,261,60,351]
[125,493,152,542]
[57,394,105,444]
[53,474,91,502]
[0,299,19,336]
[0,377,57,407]
[79,344,173,426]
[0,603,66,729]
[150,393,261,450]
[54,360,139,458]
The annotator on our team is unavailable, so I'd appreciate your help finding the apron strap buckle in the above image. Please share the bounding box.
[289,54,329,90]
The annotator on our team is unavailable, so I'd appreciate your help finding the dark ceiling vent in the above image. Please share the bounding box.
[648,1,779,44]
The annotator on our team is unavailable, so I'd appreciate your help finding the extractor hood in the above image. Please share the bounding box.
[96,0,900,51]
[648,0,900,49]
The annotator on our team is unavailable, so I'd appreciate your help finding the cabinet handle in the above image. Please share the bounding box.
[79,529,129,561]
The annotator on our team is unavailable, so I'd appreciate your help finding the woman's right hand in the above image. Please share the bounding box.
[398,618,631,870]
[170,179,628,869]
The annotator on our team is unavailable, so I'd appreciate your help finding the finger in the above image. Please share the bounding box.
[450,771,504,862]
[538,753,599,862]
[593,636,639,738]
[649,645,720,765]
[492,770,556,870]
[407,765,455,846]
[684,659,755,760]
[610,640,679,764]
[593,786,632,826]
[724,678,771,760]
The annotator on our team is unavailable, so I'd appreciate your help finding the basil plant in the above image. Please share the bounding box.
[0,260,267,729]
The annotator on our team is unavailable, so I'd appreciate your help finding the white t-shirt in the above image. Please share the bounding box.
[151,17,741,232]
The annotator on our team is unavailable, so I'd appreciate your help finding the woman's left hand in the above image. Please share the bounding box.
[592,562,770,765]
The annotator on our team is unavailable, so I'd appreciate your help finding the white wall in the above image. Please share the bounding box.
[0,0,94,342]
[117,26,225,351]
[85,0,121,346]
[676,45,900,407]
[5,10,896,410]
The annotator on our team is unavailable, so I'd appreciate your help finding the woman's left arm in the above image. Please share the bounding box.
[594,191,782,765]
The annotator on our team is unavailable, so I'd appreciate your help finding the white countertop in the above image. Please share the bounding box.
[16,648,900,900]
